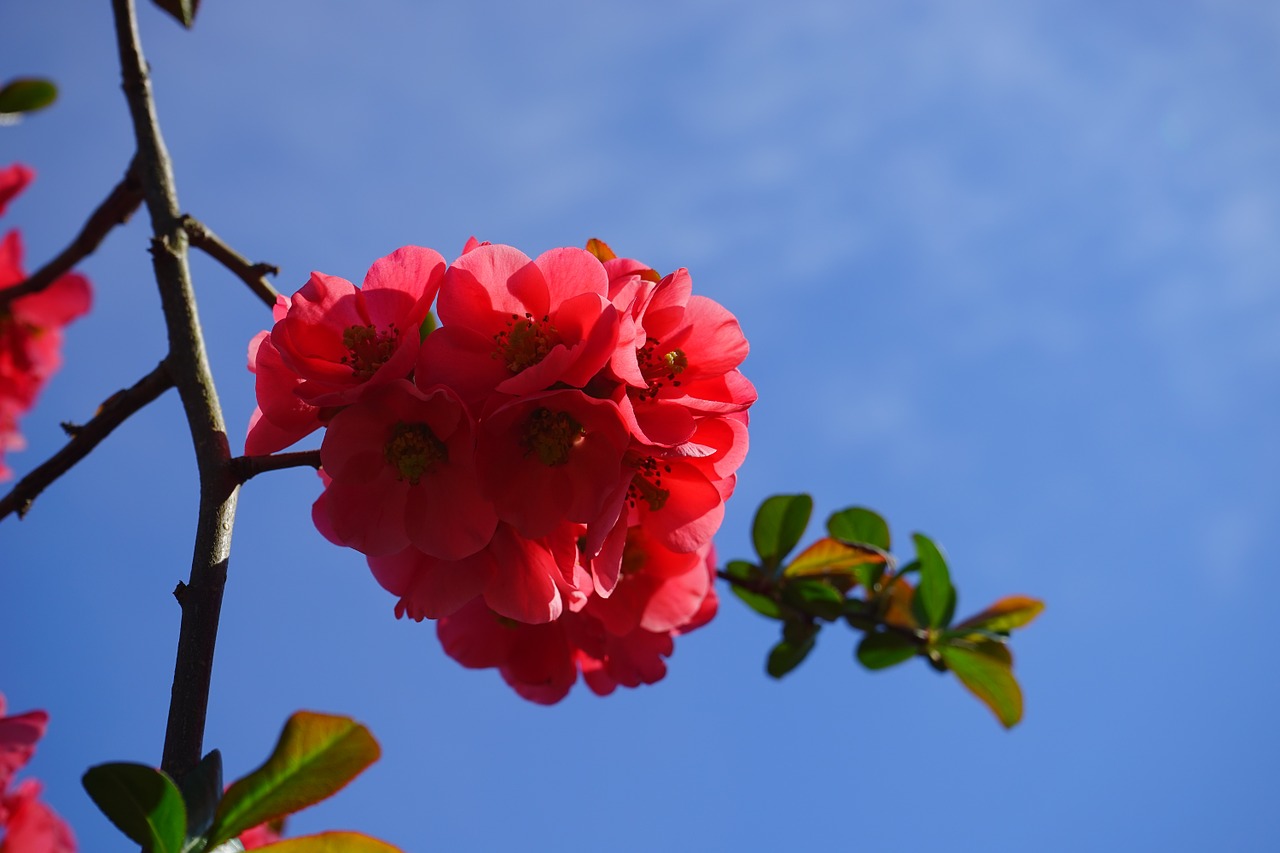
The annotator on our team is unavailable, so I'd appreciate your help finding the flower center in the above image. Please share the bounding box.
[522,407,584,466]
[636,337,687,401]
[383,421,447,484]
[342,323,399,380]
[620,527,649,575]
[493,313,560,373]
[627,454,671,512]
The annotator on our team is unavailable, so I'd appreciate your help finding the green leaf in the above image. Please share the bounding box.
[782,537,886,592]
[826,507,890,550]
[253,832,402,853]
[766,633,816,679]
[207,713,380,849]
[953,596,1045,633]
[176,749,223,841]
[780,579,844,621]
[151,0,200,27]
[752,494,813,572]
[82,763,187,853]
[730,584,783,619]
[724,560,782,619]
[855,632,918,670]
[0,78,58,115]
[939,639,1023,728]
[912,533,954,629]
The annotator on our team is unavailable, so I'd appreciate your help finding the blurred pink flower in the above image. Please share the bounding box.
[0,165,92,481]
[0,694,75,852]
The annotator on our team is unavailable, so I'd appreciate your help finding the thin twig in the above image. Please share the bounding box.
[715,568,926,643]
[0,362,173,521]
[0,163,143,312]
[181,215,281,308]
[113,0,240,781]
[229,449,321,484]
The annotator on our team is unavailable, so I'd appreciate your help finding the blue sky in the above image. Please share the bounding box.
[3,1,1279,850]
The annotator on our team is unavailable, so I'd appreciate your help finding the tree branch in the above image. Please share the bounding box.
[112,0,240,781]
[0,162,143,312]
[228,449,321,485]
[181,215,281,308]
[0,362,173,521]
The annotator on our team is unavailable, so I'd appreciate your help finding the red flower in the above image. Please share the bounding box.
[435,527,717,702]
[0,166,33,217]
[272,246,444,407]
[0,165,92,481]
[0,694,75,852]
[416,244,620,411]
[475,389,630,540]
[315,381,497,559]
[369,521,586,625]
[238,816,285,849]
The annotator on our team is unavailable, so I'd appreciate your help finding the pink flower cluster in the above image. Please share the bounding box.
[0,694,75,852]
[0,164,92,481]
[248,239,752,701]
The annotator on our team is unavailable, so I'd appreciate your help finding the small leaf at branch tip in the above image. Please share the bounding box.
[249,831,404,853]
[783,537,886,591]
[752,494,813,572]
[82,763,187,853]
[729,584,783,620]
[954,596,1045,633]
[766,634,815,678]
[0,78,58,115]
[939,641,1023,728]
[856,631,917,670]
[826,506,891,551]
[207,712,380,849]
[912,533,954,629]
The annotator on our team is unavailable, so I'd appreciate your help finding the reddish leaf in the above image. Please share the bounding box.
[954,596,1045,633]
[783,537,886,590]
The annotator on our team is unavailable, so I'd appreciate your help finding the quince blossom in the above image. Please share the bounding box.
[246,246,444,453]
[244,238,751,701]
[0,164,92,481]
[0,694,75,852]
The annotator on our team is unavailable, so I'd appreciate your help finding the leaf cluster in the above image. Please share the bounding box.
[82,712,399,852]
[724,494,1043,728]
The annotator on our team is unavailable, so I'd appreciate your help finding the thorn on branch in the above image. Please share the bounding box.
[0,361,174,523]
[180,214,281,308]
[228,449,322,485]
[59,421,83,437]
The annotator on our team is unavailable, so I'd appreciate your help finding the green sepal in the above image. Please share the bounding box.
[82,763,188,853]
[419,312,437,341]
